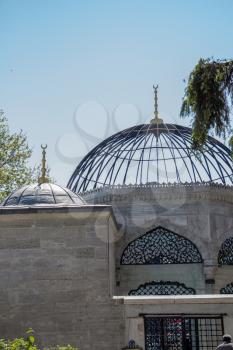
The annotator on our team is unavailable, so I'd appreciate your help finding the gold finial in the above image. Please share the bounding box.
[38,144,49,185]
[150,85,163,124]
[153,84,158,119]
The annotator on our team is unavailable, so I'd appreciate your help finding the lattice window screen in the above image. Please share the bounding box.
[218,237,233,265]
[121,226,202,265]
[220,282,233,294]
[129,281,196,295]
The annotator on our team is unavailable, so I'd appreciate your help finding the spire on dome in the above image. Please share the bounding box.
[153,84,158,119]
[150,84,164,124]
[38,144,49,185]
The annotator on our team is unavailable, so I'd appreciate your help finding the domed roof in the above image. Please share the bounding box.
[2,183,86,206]
[68,123,233,193]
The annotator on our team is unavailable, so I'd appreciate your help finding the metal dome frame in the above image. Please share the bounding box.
[68,123,233,193]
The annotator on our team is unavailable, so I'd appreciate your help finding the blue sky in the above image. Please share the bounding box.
[1,0,233,185]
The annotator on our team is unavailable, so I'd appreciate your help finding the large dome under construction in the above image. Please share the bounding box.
[68,122,233,193]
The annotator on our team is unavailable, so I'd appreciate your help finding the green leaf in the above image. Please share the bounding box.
[180,58,233,157]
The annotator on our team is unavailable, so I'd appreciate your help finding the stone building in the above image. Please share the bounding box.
[1,97,233,350]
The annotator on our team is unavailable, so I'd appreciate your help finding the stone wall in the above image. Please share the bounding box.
[1,183,233,349]
[83,184,233,296]
[114,295,233,349]
[118,264,205,295]
[0,206,124,350]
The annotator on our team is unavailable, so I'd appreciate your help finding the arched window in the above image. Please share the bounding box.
[218,237,233,265]
[121,226,202,265]
[129,281,196,296]
[220,282,233,294]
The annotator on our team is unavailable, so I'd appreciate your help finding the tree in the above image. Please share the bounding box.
[0,111,33,202]
[180,58,233,155]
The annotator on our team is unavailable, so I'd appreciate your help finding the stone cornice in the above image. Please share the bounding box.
[113,294,233,305]
[82,183,233,204]
[0,204,112,217]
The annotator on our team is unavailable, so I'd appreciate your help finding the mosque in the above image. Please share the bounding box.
[0,88,233,350]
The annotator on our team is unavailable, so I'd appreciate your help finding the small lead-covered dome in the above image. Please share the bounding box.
[2,183,86,206]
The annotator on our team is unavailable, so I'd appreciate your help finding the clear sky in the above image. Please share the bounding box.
[1,0,233,185]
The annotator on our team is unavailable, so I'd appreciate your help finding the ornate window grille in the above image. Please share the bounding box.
[220,282,233,294]
[129,281,196,296]
[121,226,202,265]
[218,237,233,265]
[144,316,224,350]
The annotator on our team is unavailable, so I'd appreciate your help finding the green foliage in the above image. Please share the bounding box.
[0,329,36,350]
[0,330,79,350]
[180,58,233,154]
[0,111,33,202]
[0,112,54,203]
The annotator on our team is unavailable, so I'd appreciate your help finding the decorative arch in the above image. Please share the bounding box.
[220,282,233,294]
[120,226,203,265]
[218,237,233,265]
[129,281,196,296]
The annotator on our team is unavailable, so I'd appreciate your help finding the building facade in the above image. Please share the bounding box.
[0,119,233,350]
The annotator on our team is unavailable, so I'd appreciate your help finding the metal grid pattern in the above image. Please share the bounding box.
[218,237,233,265]
[144,316,224,350]
[67,123,233,193]
[220,282,233,294]
[121,226,202,265]
[129,281,196,296]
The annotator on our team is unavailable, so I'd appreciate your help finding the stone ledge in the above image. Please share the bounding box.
[0,204,110,214]
[113,294,233,305]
